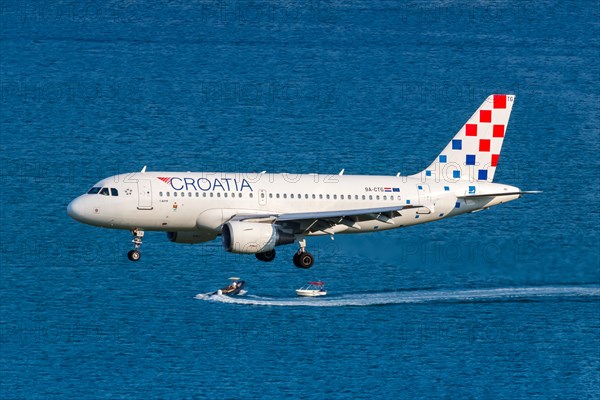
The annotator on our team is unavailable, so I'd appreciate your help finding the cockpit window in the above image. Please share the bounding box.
[88,187,101,194]
[110,188,118,196]
[99,187,110,196]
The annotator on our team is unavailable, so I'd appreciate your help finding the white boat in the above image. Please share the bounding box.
[296,281,327,297]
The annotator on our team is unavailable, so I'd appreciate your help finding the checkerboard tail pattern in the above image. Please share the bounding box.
[422,94,515,182]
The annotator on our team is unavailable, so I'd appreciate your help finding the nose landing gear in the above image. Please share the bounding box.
[293,238,314,269]
[127,229,144,261]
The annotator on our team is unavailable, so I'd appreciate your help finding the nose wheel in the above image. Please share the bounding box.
[128,229,144,262]
[127,249,141,261]
[293,238,314,268]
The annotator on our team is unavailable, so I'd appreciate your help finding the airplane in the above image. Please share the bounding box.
[67,94,538,268]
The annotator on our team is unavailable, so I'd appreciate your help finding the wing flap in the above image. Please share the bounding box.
[229,205,418,235]
[275,205,416,222]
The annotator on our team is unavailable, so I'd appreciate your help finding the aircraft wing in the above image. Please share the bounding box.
[231,205,419,235]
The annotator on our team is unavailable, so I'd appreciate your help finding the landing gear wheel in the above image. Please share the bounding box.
[293,252,314,269]
[256,249,276,262]
[127,250,141,262]
[128,229,144,262]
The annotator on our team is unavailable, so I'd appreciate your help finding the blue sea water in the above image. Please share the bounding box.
[1,0,599,398]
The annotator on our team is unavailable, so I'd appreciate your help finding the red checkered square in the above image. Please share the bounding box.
[491,154,499,167]
[493,124,505,137]
[466,124,478,136]
[493,95,506,109]
[479,139,491,152]
[480,110,491,123]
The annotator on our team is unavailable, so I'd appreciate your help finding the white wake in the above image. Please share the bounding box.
[194,286,600,307]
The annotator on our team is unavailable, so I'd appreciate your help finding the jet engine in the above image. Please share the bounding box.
[167,231,216,244]
[222,221,294,254]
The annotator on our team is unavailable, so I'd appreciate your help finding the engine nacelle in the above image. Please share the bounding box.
[222,221,295,254]
[167,231,216,244]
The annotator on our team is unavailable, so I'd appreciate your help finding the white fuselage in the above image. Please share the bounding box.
[67,171,520,239]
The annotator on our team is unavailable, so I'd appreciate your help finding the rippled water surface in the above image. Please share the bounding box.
[1,1,599,398]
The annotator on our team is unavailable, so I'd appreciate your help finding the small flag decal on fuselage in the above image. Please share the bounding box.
[384,188,400,192]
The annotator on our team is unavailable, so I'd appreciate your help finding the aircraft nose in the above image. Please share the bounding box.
[67,196,87,222]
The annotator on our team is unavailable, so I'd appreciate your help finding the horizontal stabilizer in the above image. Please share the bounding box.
[458,191,541,199]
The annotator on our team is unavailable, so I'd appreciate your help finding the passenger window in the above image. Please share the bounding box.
[269,193,273,198]
[196,192,199,197]
[341,195,344,200]
[298,194,301,199]
[249,193,253,198]
[369,195,373,200]
[362,195,366,200]
[231,193,235,198]
[217,193,221,198]
[166,192,170,197]
[319,194,323,199]
[99,188,109,196]
[276,194,280,199]
[383,195,387,200]
[333,195,337,200]
[283,194,287,199]
[87,187,101,194]
[203,192,207,197]
[224,193,228,198]
[326,194,330,200]
[239,193,243,198]
[111,188,119,196]
[210,193,214,197]
[305,194,308,199]
[290,194,294,199]
[174,192,178,197]
[355,195,358,200]
[312,194,316,199]
[261,192,265,198]
[376,195,380,200]
[188,192,192,197]
[159,192,163,197]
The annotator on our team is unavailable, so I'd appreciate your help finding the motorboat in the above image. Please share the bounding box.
[216,277,246,296]
[296,281,327,297]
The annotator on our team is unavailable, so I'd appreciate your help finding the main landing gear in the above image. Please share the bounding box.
[293,238,314,269]
[127,229,144,262]
[255,249,276,262]
[254,238,315,268]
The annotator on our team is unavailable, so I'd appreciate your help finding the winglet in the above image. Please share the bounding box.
[141,165,147,173]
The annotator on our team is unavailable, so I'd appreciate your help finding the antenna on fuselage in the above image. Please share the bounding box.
[141,166,147,173]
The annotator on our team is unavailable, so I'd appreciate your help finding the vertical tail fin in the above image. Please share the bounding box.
[419,94,515,182]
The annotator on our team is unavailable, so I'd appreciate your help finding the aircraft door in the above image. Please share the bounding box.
[416,183,432,214]
[137,179,153,210]
[258,189,267,206]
